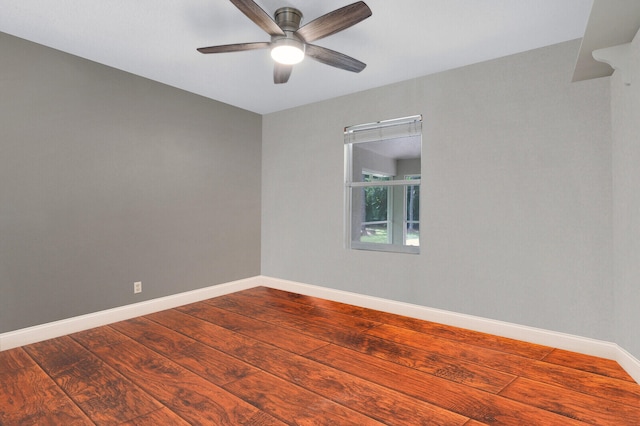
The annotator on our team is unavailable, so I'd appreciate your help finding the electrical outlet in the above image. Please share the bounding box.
[134,281,142,294]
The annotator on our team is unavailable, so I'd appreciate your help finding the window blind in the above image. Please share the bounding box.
[344,115,422,145]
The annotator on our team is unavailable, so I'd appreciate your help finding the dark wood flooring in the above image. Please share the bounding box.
[1,286,639,425]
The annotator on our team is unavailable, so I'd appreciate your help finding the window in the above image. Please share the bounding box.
[345,115,422,254]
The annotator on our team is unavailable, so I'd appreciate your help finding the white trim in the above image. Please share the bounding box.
[2,274,639,383]
[0,277,260,351]
[617,345,640,383]
[350,241,420,254]
[350,179,421,187]
[254,276,640,383]
[593,42,633,86]
[345,115,422,134]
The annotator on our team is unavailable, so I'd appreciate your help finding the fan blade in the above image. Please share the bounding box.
[295,1,371,42]
[197,42,270,54]
[230,0,285,36]
[274,63,293,84]
[305,44,366,73]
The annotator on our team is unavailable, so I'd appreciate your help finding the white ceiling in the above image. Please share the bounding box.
[1,0,593,115]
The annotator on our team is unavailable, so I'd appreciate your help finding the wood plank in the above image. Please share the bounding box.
[0,365,93,425]
[24,336,164,424]
[111,315,198,354]
[148,308,470,424]
[500,376,640,425]
[70,322,131,350]
[245,286,554,359]
[305,344,588,425]
[175,341,260,385]
[63,362,161,426]
[501,355,640,407]
[118,407,190,425]
[0,347,35,374]
[463,420,491,426]
[118,406,284,426]
[246,348,470,425]
[146,309,263,359]
[207,291,381,332]
[223,371,388,426]
[365,323,640,406]
[338,331,516,393]
[207,293,517,393]
[542,348,636,382]
[176,301,328,354]
[111,315,259,385]
[206,293,356,338]
[23,336,90,377]
[70,325,280,425]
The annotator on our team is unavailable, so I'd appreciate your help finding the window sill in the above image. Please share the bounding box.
[350,241,420,254]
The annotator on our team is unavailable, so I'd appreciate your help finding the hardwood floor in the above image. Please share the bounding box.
[1,286,639,425]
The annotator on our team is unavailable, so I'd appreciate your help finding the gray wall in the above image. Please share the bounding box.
[0,33,262,332]
[612,30,640,357]
[4,31,633,359]
[262,40,615,342]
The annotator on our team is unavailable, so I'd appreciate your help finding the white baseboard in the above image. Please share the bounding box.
[254,276,640,383]
[2,274,639,383]
[0,276,260,352]
[616,345,640,383]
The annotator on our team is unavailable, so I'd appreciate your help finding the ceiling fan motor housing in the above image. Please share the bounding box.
[274,7,303,32]
[271,7,305,60]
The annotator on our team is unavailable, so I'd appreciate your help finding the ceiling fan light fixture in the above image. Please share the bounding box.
[271,38,305,65]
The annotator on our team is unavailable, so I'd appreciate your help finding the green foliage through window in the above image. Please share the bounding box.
[363,174,390,222]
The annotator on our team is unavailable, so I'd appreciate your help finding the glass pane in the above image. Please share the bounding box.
[350,136,420,183]
[365,174,391,182]
[360,223,389,244]
[364,185,388,223]
[406,184,419,223]
[355,185,390,244]
[405,223,420,246]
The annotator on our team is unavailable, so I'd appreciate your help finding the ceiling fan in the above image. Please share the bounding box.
[197,0,372,84]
